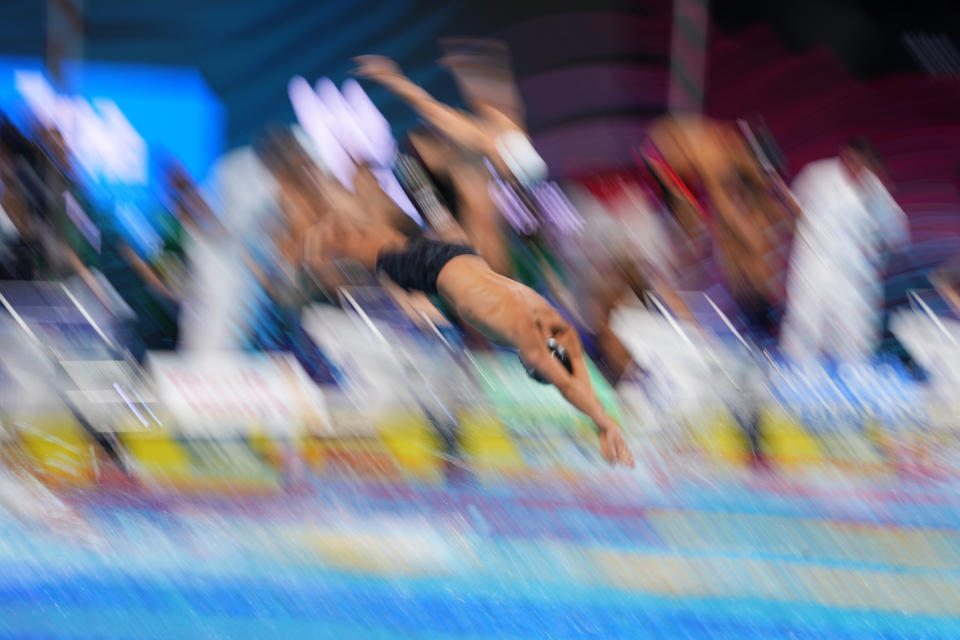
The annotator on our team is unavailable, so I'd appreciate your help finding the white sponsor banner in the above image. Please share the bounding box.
[148,352,331,437]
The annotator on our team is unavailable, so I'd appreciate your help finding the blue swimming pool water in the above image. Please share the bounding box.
[1,468,959,639]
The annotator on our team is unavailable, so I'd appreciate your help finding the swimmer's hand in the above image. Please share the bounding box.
[352,55,404,81]
[595,415,635,468]
[520,315,635,468]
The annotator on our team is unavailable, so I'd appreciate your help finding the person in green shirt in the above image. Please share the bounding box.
[46,134,184,359]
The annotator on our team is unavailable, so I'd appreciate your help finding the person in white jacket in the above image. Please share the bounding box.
[781,138,909,363]
[176,151,264,354]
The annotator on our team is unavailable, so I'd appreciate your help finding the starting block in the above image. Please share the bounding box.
[119,428,194,483]
[458,408,523,471]
[690,410,751,465]
[12,412,98,486]
[378,411,443,480]
[760,409,825,467]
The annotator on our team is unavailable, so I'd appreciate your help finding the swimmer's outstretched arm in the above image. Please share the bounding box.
[302,188,635,466]
[353,56,493,156]
[435,254,635,467]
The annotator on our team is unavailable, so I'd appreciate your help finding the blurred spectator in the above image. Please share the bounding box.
[645,115,794,346]
[14,124,120,312]
[563,180,692,383]
[0,118,59,280]
[781,138,909,363]
[89,163,191,359]
[173,156,256,354]
[242,128,339,382]
[253,129,326,338]
[0,118,35,279]
[22,125,184,359]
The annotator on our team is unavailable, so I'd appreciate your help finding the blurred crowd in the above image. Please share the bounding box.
[0,111,211,357]
[0,39,936,396]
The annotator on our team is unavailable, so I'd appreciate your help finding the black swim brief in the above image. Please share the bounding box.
[376,238,476,295]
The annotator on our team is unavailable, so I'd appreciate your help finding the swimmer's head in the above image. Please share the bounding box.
[523,337,573,384]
